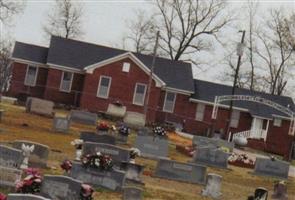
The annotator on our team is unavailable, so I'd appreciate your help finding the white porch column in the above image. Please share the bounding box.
[251,117,256,138]
[263,120,270,141]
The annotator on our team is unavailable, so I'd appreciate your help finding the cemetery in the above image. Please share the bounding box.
[0,101,294,200]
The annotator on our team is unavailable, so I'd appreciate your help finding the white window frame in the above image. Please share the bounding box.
[195,103,206,121]
[24,65,38,87]
[273,118,282,127]
[132,83,147,106]
[122,62,130,72]
[230,110,240,128]
[97,75,112,99]
[59,71,74,93]
[163,91,176,113]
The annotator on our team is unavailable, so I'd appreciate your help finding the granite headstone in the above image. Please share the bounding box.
[0,145,24,168]
[82,142,130,164]
[0,166,22,187]
[7,194,50,200]
[154,159,206,184]
[123,186,143,200]
[69,162,125,191]
[254,158,289,179]
[192,147,229,169]
[53,116,70,133]
[70,110,97,125]
[40,175,82,200]
[80,132,116,145]
[134,135,168,159]
[12,140,49,168]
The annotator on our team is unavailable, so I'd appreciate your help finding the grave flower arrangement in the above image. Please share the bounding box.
[82,152,113,170]
[60,159,73,173]
[0,193,6,200]
[80,184,94,200]
[97,121,109,131]
[118,124,130,136]
[228,152,255,168]
[153,126,166,137]
[129,148,141,164]
[15,168,42,194]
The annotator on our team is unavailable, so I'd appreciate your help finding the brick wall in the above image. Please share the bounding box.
[80,58,162,121]
[43,68,85,106]
[8,62,48,100]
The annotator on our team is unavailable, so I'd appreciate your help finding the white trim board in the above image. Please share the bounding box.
[84,52,165,88]
[189,98,249,112]
[11,57,48,68]
[47,63,84,74]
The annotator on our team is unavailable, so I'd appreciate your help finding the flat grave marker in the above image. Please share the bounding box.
[154,159,206,184]
[69,162,125,191]
[254,158,290,179]
[191,147,229,169]
[12,140,49,168]
[70,110,97,125]
[123,186,143,200]
[40,175,82,200]
[134,135,168,159]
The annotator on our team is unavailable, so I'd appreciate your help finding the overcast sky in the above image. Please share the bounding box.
[2,0,295,97]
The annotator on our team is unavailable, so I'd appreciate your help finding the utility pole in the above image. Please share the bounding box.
[144,31,160,119]
[225,30,246,141]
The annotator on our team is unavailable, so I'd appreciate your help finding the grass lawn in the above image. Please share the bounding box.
[0,103,294,200]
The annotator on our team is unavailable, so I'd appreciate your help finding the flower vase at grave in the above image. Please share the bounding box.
[20,144,35,169]
[71,139,83,161]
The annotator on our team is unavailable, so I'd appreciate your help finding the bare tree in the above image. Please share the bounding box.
[43,0,84,39]
[256,9,295,95]
[0,0,25,25]
[124,0,233,66]
[0,40,12,93]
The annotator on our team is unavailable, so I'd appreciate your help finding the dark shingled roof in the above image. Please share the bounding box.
[12,42,48,64]
[192,79,295,119]
[46,36,195,92]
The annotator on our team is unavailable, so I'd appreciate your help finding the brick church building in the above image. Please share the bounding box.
[8,36,295,159]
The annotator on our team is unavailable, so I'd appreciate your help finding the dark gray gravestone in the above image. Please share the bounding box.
[70,110,97,125]
[82,142,130,164]
[69,162,125,191]
[254,158,290,179]
[192,147,229,169]
[120,162,144,183]
[7,194,50,200]
[123,186,143,200]
[192,136,234,152]
[134,135,168,159]
[116,134,128,144]
[80,132,116,145]
[40,175,82,200]
[0,145,24,168]
[0,166,22,187]
[53,116,70,133]
[137,127,150,136]
[154,159,206,184]
[12,140,49,168]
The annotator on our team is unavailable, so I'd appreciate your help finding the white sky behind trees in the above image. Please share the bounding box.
[1,0,295,98]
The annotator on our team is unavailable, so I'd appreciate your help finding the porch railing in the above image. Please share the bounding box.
[232,129,267,141]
